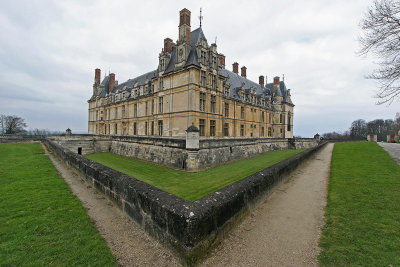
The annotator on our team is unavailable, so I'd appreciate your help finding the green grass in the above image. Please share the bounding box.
[85,149,304,201]
[319,142,400,266]
[0,143,117,266]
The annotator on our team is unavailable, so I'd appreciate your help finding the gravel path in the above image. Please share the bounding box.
[42,144,180,267]
[378,142,400,165]
[43,143,334,266]
[201,143,334,266]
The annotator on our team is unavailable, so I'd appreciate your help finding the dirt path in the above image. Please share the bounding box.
[42,144,180,267]
[43,143,333,266]
[201,143,334,266]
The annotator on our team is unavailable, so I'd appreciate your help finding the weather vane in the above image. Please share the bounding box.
[199,8,203,28]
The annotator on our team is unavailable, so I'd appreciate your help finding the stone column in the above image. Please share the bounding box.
[185,125,199,171]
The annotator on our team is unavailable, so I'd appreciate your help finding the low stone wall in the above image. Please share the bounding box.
[0,134,44,143]
[48,134,319,171]
[44,138,326,265]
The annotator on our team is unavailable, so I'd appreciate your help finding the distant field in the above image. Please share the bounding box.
[0,143,117,266]
[85,149,304,201]
[319,142,400,266]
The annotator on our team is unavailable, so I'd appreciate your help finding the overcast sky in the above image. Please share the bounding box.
[0,0,398,137]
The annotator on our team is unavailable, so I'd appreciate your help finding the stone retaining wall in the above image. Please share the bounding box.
[44,138,326,265]
[48,134,319,171]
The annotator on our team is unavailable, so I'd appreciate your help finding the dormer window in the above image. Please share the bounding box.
[200,50,207,65]
[212,56,217,69]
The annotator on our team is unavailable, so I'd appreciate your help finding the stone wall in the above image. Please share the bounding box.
[44,138,326,265]
[48,134,319,171]
[0,134,44,143]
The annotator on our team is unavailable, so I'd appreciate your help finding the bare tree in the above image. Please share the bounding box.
[0,115,27,134]
[359,0,400,104]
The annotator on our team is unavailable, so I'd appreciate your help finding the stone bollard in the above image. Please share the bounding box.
[185,124,200,171]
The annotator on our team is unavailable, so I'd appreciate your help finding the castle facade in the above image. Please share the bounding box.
[88,8,294,138]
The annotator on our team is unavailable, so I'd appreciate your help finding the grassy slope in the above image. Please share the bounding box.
[319,142,400,266]
[0,143,117,266]
[86,149,303,201]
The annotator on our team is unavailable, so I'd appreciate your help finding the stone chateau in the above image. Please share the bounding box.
[88,8,294,138]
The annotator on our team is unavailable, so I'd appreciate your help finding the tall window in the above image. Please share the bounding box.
[122,105,126,118]
[212,75,216,89]
[241,106,244,119]
[133,122,137,135]
[100,110,103,120]
[261,127,265,137]
[268,127,272,137]
[223,123,229,137]
[145,122,148,135]
[210,120,216,137]
[201,70,206,86]
[287,114,291,131]
[199,119,205,136]
[96,111,99,120]
[158,120,163,136]
[211,95,216,113]
[159,77,164,90]
[262,111,265,122]
[152,99,155,114]
[134,104,137,117]
[212,56,217,69]
[240,124,244,136]
[151,121,154,135]
[159,97,163,114]
[115,124,117,135]
[224,102,229,117]
[280,114,282,123]
[115,107,118,119]
[145,101,148,116]
[200,92,206,111]
[104,124,107,135]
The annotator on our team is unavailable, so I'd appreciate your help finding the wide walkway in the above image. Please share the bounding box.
[378,142,400,165]
[202,143,334,266]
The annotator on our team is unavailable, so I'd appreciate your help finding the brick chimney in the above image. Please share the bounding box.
[179,9,191,45]
[233,62,239,74]
[95,68,101,85]
[241,66,247,78]
[259,75,264,87]
[109,73,115,93]
[164,38,174,53]
[273,76,280,93]
[219,54,225,69]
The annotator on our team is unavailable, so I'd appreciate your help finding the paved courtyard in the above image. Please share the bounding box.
[378,142,400,165]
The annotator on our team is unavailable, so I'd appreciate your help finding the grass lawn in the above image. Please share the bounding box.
[0,143,117,266]
[319,142,400,266]
[85,149,303,201]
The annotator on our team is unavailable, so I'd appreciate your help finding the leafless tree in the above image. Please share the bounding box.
[0,115,27,134]
[359,0,400,104]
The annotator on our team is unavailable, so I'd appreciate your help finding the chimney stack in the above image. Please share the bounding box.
[95,68,101,85]
[273,76,280,93]
[109,73,115,93]
[218,54,225,69]
[179,9,191,45]
[259,75,264,87]
[233,62,239,74]
[241,66,247,78]
[164,38,174,53]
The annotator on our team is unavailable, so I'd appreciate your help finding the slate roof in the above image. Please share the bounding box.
[94,26,293,106]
